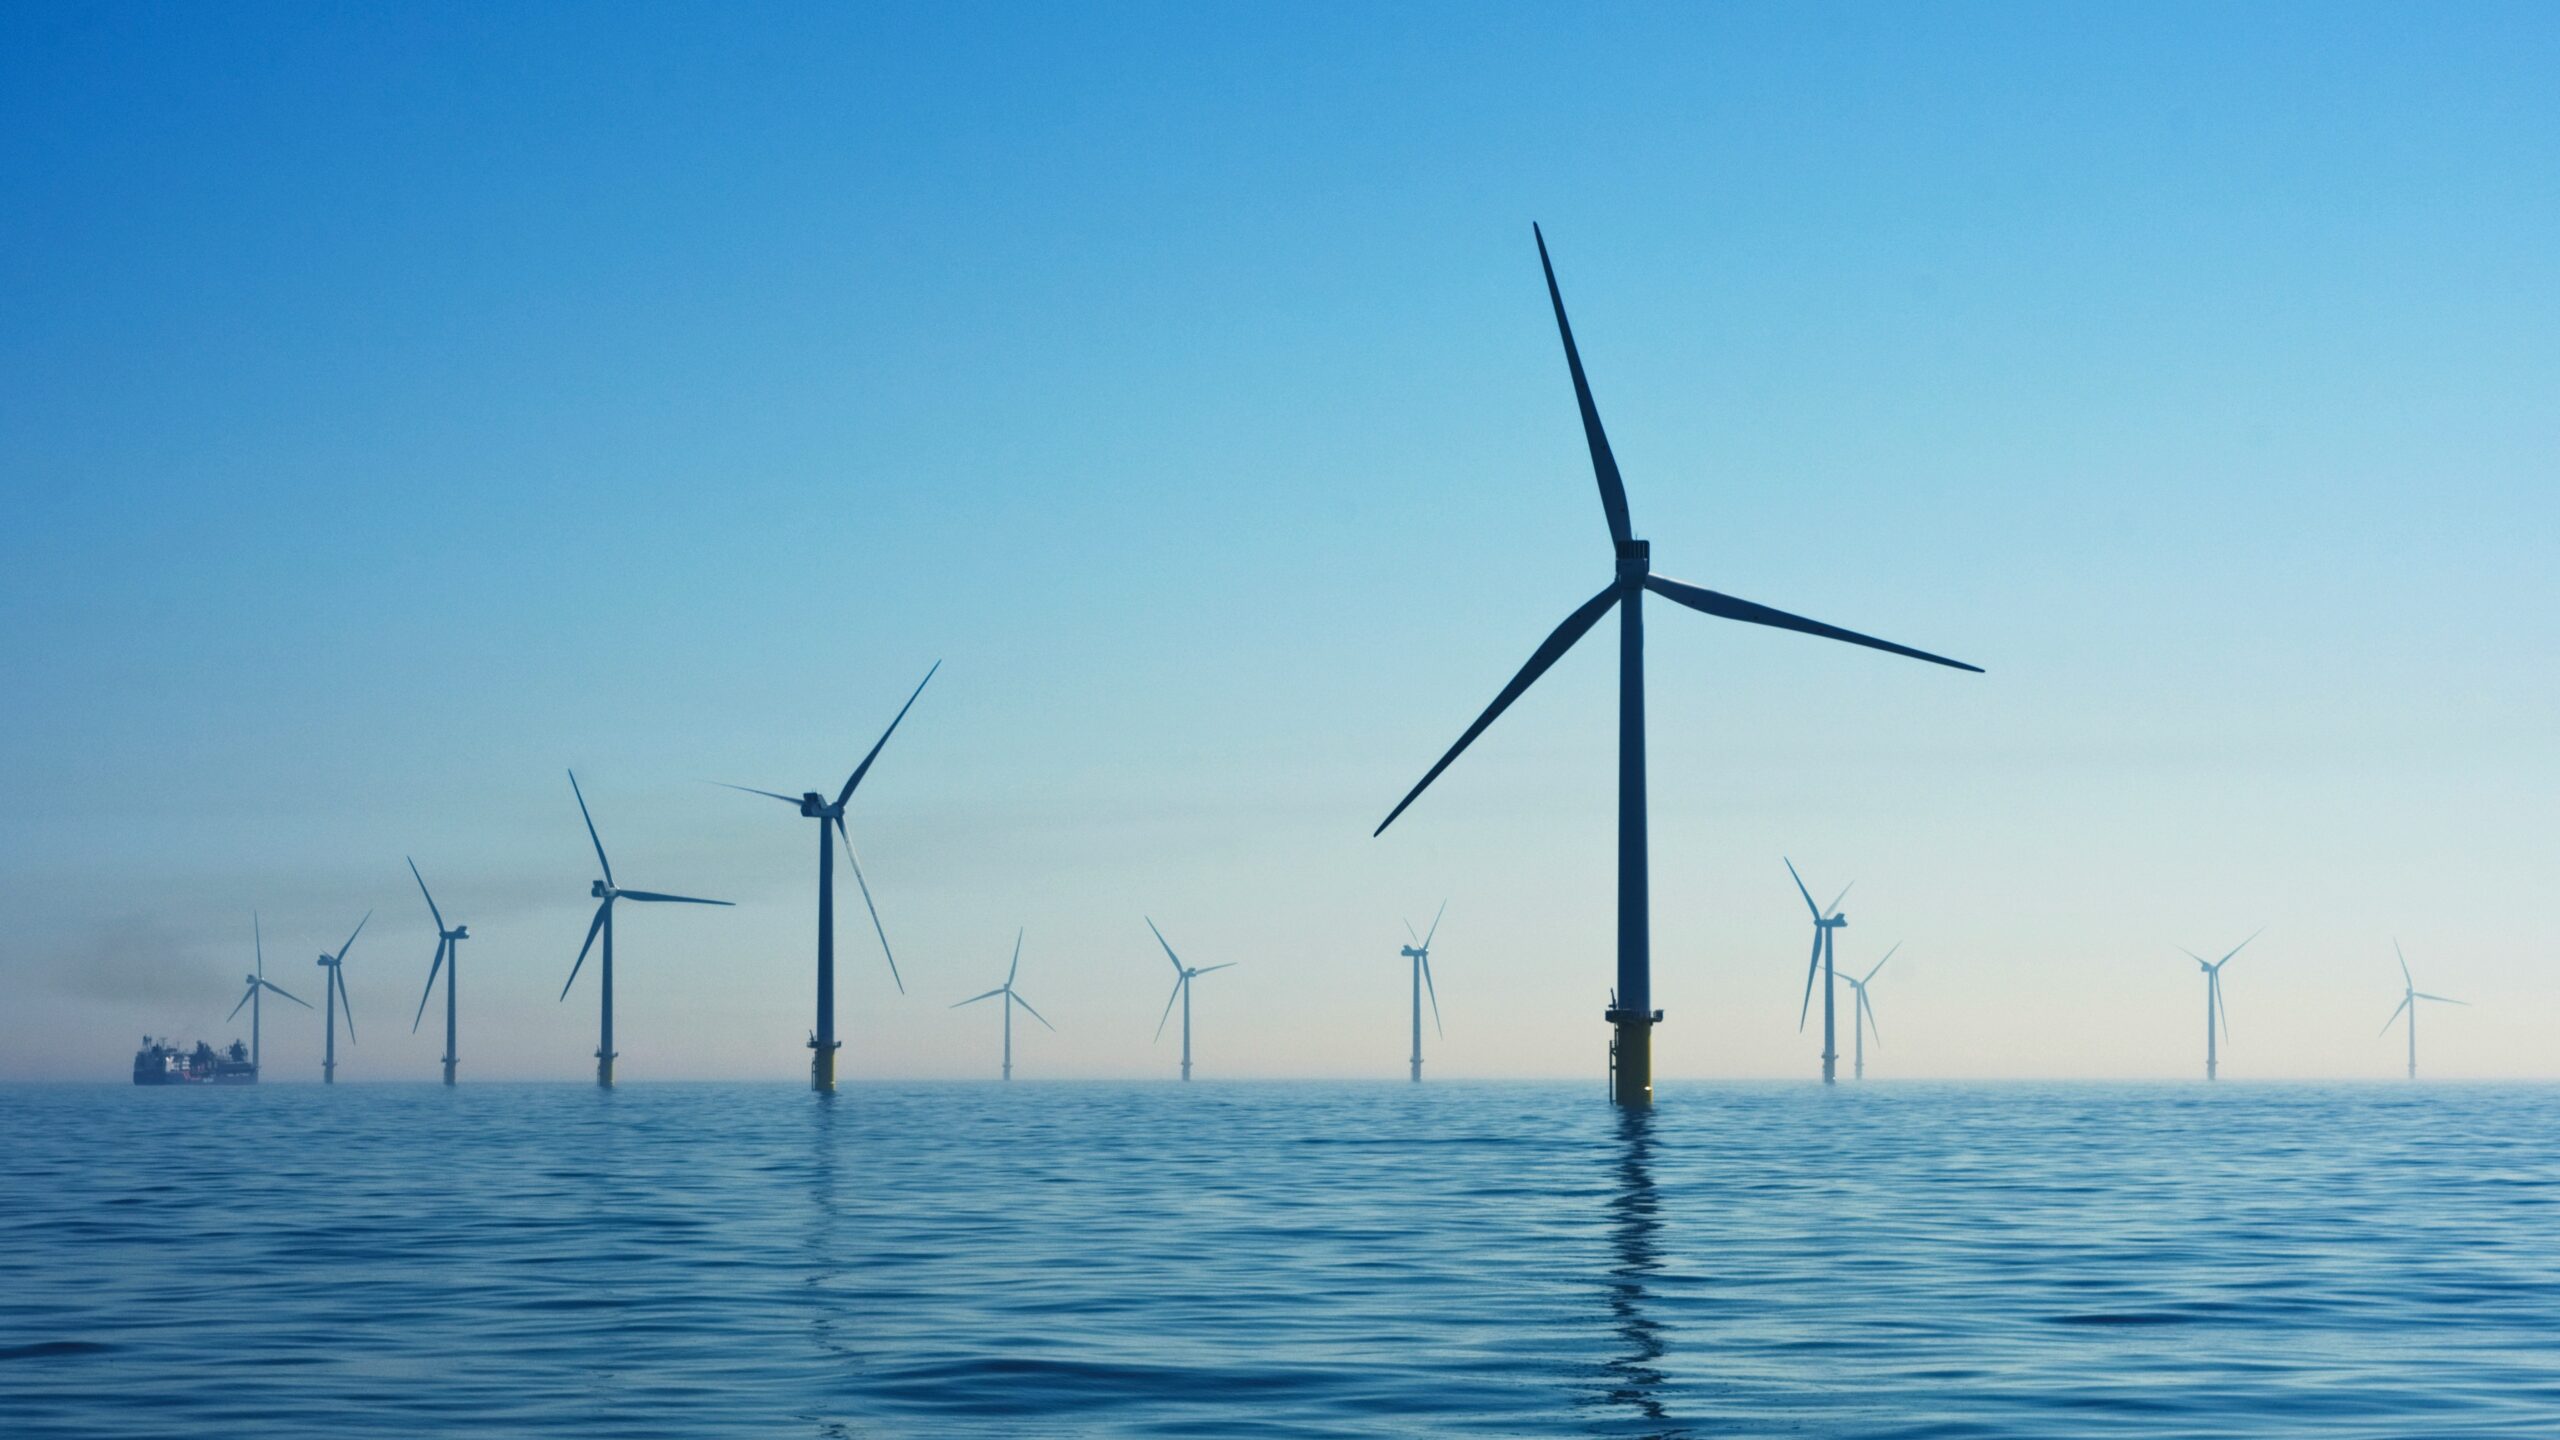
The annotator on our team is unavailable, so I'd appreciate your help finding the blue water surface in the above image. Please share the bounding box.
[2,1081,2555,1437]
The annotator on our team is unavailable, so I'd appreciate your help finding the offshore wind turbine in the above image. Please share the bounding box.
[226,913,311,1079]
[716,663,937,1093]
[1146,918,1235,1082]
[1837,943,1898,1081]
[1397,903,1447,1082]
[952,929,1053,1080]
[405,858,469,1086]
[314,912,368,1084]
[1785,859,1853,1083]
[2382,940,2466,1079]
[2180,929,2259,1081]
[560,771,732,1088]
[1372,225,1981,1109]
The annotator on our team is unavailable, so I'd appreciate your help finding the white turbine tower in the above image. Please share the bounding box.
[1398,903,1446,1082]
[952,929,1054,1081]
[2381,940,2466,1080]
[1837,943,1898,1081]
[2180,929,2258,1081]
[1146,918,1235,1082]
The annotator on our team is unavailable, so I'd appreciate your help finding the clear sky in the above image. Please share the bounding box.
[3,2,2553,1083]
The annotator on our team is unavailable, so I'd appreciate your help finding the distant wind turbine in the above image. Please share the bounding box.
[952,929,1053,1081]
[1398,903,1447,1082]
[2180,929,2259,1081]
[2382,940,2466,1080]
[560,771,732,1088]
[1785,859,1853,1084]
[226,912,311,1079]
[314,912,368,1084]
[1146,918,1234,1082]
[1373,225,1981,1109]
[1837,943,1899,1081]
[405,858,470,1086]
[716,663,937,1092]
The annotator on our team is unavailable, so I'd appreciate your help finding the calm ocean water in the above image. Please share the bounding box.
[2,1081,2555,1438]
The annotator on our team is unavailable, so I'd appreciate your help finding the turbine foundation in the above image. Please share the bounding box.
[810,1036,840,1093]
[1607,1006,1660,1108]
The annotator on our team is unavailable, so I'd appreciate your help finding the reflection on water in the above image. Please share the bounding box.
[2,1082,2556,1438]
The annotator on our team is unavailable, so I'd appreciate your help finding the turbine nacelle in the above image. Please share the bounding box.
[1399,945,1426,959]
[1615,537,1649,579]
[591,879,614,900]
[445,925,470,941]
[798,792,830,818]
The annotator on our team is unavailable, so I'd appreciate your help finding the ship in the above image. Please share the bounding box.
[132,1035,258,1085]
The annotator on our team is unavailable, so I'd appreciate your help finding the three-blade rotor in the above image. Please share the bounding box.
[561,772,732,1000]
[1373,226,1980,840]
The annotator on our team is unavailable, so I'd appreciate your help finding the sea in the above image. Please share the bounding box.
[2,1081,2554,1438]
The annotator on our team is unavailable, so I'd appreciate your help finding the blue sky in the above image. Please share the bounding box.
[3,2,2553,1081]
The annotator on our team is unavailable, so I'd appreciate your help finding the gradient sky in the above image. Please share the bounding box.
[4,2,2554,1083]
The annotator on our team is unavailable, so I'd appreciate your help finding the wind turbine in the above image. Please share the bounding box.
[716,663,936,1093]
[225,912,311,1079]
[1397,903,1447,1082]
[1146,918,1235,1082]
[2382,940,2466,1079]
[1372,225,1982,1109]
[406,858,470,1086]
[314,912,367,1084]
[952,929,1053,1080]
[560,770,732,1088]
[1837,943,1898,1081]
[2180,929,2259,1081]
[1785,859,1854,1083]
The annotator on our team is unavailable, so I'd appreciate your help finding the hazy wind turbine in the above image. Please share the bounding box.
[405,858,470,1086]
[315,912,368,1084]
[226,912,311,1078]
[1785,859,1853,1084]
[952,929,1053,1080]
[2180,929,2259,1081]
[1398,903,1447,1082]
[716,663,937,1092]
[2382,940,2466,1080]
[1837,943,1898,1081]
[1373,225,1981,1109]
[560,771,732,1088]
[1146,918,1235,1082]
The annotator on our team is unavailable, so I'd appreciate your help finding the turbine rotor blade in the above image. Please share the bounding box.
[1644,575,1983,673]
[1784,857,1821,919]
[2380,996,2410,1035]
[1422,899,1447,950]
[2415,993,2467,1005]
[2220,927,2264,966]
[568,770,614,887]
[411,939,447,1033]
[1374,583,1620,836]
[617,889,733,906]
[1826,882,1854,915]
[1865,942,1901,984]
[1422,955,1443,1039]
[561,901,609,1000]
[1193,963,1237,976]
[262,979,312,1009]
[712,781,805,806]
[835,814,901,993]
[838,661,940,809]
[228,987,253,1022]
[1404,918,1420,946]
[951,988,1005,1008]
[2214,971,2230,1040]
[254,911,264,978]
[1798,930,1822,1029]
[334,965,355,1043]
[2395,939,2412,989]
[333,911,371,967]
[407,855,445,934]
[1862,989,1882,1046]
[1531,222,1633,548]
[1008,928,1023,988]
[1145,917,1185,975]
[1154,977,1183,1041]
[1011,992,1056,1032]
